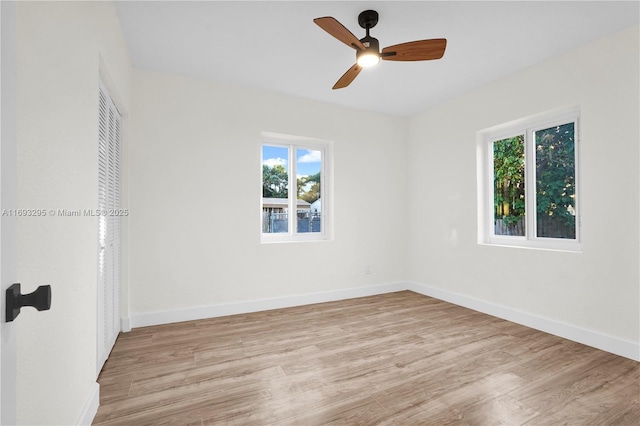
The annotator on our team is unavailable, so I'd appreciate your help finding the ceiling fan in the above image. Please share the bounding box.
[314,10,447,89]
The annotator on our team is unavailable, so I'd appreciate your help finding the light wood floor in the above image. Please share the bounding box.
[94,291,639,425]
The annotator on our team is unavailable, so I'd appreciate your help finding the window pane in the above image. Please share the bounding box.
[262,145,289,233]
[493,135,525,236]
[535,122,576,239]
[295,148,322,233]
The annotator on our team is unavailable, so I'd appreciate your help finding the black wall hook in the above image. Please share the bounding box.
[6,283,51,322]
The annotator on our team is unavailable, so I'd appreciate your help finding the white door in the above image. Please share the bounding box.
[1,1,18,424]
[96,82,121,374]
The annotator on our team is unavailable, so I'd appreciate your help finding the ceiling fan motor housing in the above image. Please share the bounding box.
[357,35,380,59]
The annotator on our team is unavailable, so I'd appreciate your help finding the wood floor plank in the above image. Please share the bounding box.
[94,291,639,425]
[509,350,636,413]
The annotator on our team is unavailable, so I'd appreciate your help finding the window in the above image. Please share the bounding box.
[261,132,331,242]
[478,109,580,251]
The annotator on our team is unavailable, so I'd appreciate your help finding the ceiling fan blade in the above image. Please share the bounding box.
[381,38,447,61]
[332,64,362,90]
[314,17,366,51]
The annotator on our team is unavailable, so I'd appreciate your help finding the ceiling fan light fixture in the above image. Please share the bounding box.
[357,52,380,67]
[356,36,380,68]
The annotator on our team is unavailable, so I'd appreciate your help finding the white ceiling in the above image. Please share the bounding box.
[114,1,639,117]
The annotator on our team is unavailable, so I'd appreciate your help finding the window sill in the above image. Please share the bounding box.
[261,234,331,244]
[479,239,582,253]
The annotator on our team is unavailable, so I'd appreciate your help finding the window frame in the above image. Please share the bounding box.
[477,108,581,252]
[260,132,332,243]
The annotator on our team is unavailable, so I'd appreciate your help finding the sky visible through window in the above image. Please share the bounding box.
[262,145,321,181]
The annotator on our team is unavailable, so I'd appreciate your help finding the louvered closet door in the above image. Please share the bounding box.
[97,81,121,374]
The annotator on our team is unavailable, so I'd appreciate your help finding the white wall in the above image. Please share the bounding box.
[407,26,639,346]
[1,2,18,424]
[127,70,408,318]
[11,4,639,423]
[16,1,131,424]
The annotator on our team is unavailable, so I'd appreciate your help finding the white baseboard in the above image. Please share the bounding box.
[76,382,100,426]
[405,281,640,362]
[130,282,406,329]
[127,281,639,362]
[121,316,131,333]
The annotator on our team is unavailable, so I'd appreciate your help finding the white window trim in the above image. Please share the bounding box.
[477,107,582,252]
[261,132,332,243]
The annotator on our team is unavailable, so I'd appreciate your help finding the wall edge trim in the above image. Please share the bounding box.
[75,382,100,426]
[121,316,132,333]
[405,281,640,362]
[129,282,406,329]
[127,281,639,362]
